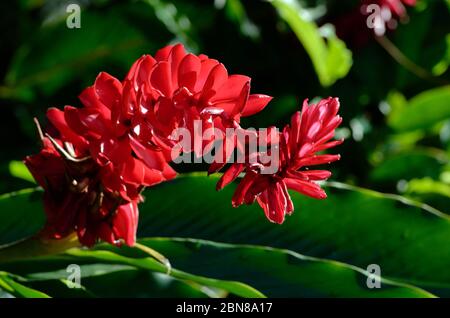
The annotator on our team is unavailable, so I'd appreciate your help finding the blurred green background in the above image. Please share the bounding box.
[0,0,449,215]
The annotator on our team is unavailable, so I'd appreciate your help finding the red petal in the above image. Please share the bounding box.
[169,44,188,87]
[150,62,173,97]
[112,201,139,246]
[211,75,250,103]
[129,134,166,170]
[295,154,341,167]
[231,172,256,207]
[155,44,175,61]
[216,163,244,190]
[47,108,86,148]
[313,139,344,152]
[280,181,294,214]
[126,55,157,86]
[284,178,327,199]
[178,53,201,91]
[79,87,111,121]
[94,72,122,110]
[267,183,286,223]
[201,63,228,96]
[241,94,272,117]
[195,58,220,92]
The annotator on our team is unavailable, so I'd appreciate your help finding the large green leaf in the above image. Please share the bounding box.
[0,188,44,246]
[0,247,263,298]
[0,238,434,298]
[1,176,449,296]
[388,86,450,131]
[3,6,168,99]
[136,176,450,296]
[270,0,352,87]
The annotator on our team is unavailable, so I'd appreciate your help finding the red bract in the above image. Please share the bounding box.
[25,137,141,246]
[25,71,177,247]
[121,44,272,155]
[216,98,343,224]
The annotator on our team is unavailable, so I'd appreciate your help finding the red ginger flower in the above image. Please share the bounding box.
[216,98,343,224]
[24,43,273,247]
[120,43,272,156]
[25,71,177,247]
[25,136,140,246]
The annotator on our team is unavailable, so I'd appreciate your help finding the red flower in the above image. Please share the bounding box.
[25,136,141,246]
[120,44,272,156]
[377,0,416,18]
[335,0,417,46]
[215,98,343,224]
[25,71,177,247]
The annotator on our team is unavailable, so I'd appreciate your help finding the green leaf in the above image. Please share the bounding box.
[388,86,450,131]
[103,238,433,297]
[4,8,157,98]
[0,188,44,246]
[0,239,434,298]
[370,150,444,183]
[9,160,35,184]
[270,0,352,86]
[24,264,214,298]
[404,178,450,214]
[1,177,449,296]
[0,271,49,298]
[0,248,264,298]
[407,178,450,198]
[135,176,450,296]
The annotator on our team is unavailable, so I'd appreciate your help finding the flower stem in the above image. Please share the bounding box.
[134,242,172,275]
[375,35,449,85]
[0,234,80,263]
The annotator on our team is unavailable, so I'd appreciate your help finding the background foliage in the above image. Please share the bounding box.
[0,0,449,298]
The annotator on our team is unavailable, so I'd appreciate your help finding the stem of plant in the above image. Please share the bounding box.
[376,35,449,85]
[0,233,80,263]
[134,242,172,275]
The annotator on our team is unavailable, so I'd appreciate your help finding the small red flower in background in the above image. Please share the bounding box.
[215,98,343,224]
[334,0,417,47]
[377,0,416,18]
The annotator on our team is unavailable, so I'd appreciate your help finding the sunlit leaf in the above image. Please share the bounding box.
[270,0,352,86]
[388,86,450,131]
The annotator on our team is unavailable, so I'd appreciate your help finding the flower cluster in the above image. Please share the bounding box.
[26,72,177,246]
[25,44,342,247]
[121,44,272,156]
[215,98,342,224]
